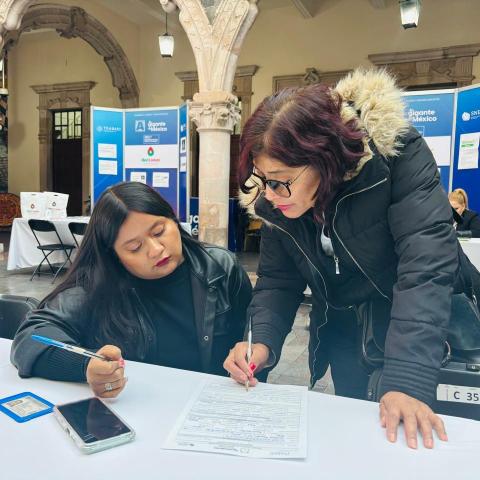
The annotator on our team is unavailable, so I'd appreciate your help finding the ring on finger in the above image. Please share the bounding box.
[103,377,127,392]
[104,382,114,392]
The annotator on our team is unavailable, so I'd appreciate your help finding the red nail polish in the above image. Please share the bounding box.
[249,362,256,372]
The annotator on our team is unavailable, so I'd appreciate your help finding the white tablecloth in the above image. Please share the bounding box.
[0,338,478,479]
[459,238,480,272]
[7,218,191,271]
[7,217,90,271]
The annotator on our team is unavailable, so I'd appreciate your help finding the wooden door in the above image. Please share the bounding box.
[52,110,83,216]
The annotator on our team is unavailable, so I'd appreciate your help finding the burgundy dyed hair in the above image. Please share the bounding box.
[238,83,367,219]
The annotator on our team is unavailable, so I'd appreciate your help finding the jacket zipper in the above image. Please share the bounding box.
[334,255,340,274]
[323,224,341,274]
[269,222,349,389]
[264,176,390,387]
[331,177,392,303]
[269,223,332,308]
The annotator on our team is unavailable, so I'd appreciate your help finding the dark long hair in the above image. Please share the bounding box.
[42,182,198,359]
[238,84,367,220]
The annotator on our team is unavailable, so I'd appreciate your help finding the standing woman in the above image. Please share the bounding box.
[224,70,473,448]
[12,182,251,397]
[449,188,480,237]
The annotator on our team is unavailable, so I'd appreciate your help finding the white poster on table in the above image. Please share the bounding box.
[20,192,46,219]
[44,192,69,220]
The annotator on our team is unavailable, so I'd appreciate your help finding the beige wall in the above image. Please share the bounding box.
[7,0,480,194]
[138,0,480,111]
[8,31,123,194]
[139,24,194,107]
[8,0,140,195]
[239,0,480,111]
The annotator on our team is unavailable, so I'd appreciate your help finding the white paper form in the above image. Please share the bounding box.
[458,132,480,170]
[163,379,308,459]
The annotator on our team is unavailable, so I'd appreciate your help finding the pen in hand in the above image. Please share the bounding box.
[245,317,252,392]
[31,334,107,361]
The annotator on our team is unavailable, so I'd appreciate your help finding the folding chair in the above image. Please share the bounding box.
[68,221,87,248]
[0,295,39,340]
[28,219,76,283]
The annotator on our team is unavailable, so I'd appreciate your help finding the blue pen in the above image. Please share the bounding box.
[31,335,107,361]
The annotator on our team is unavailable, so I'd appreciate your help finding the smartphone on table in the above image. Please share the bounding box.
[54,397,135,454]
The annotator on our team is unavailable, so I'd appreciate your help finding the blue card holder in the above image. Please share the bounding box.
[0,392,54,423]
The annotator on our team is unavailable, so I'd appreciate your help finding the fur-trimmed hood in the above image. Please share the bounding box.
[239,68,410,215]
[336,68,409,158]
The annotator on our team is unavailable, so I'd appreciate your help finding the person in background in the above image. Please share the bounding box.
[449,188,480,238]
[11,182,252,398]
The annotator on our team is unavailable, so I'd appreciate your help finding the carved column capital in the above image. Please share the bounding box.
[189,91,240,132]
[0,0,34,50]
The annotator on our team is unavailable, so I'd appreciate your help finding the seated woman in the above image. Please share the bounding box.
[449,188,480,238]
[11,182,251,398]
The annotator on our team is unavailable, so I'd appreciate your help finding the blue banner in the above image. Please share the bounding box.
[451,85,480,212]
[91,107,124,206]
[125,109,177,145]
[124,108,180,213]
[403,90,455,191]
[178,104,189,222]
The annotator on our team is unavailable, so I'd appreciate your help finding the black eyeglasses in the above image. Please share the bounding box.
[251,166,309,198]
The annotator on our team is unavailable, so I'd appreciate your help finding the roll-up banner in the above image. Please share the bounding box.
[91,107,125,206]
[178,103,189,222]
[91,105,188,217]
[403,90,455,192]
[450,84,480,212]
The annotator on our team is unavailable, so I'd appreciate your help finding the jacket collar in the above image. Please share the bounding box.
[182,241,226,286]
[254,151,390,227]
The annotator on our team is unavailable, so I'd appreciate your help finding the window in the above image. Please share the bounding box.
[53,110,82,140]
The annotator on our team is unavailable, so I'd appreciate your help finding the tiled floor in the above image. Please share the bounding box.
[0,247,333,394]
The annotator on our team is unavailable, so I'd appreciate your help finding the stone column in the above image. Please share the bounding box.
[161,0,258,247]
[190,92,240,246]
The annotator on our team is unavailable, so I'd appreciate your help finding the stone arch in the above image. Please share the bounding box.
[3,3,139,107]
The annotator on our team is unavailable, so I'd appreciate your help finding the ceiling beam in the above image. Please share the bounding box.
[291,0,319,18]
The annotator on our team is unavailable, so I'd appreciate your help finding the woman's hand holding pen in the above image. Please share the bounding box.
[223,342,270,386]
[86,345,127,398]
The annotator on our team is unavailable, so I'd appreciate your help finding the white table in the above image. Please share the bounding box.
[7,217,89,271]
[0,339,478,479]
[7,218,191,271]
[459,238,480,272]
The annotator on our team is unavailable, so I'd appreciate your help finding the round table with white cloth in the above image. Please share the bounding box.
[7,217,90,271]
